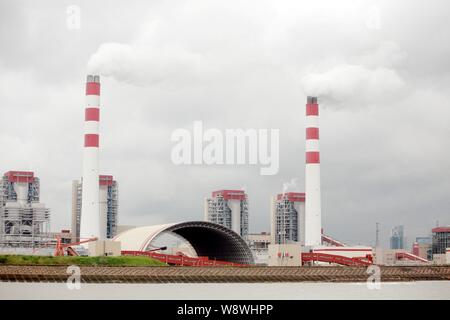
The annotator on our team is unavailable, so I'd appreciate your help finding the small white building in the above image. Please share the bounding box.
[247,232,270,265]
[267,243,302,266]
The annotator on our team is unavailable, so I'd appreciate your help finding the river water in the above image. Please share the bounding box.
[1,281,449,299]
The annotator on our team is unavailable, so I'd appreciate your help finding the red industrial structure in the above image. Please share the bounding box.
[54,236,97,256]
[4,171,35,183]
[321,232,346,247]
[122,250,248,267]
[211,190,247,201]
[99,175,114,186]
[302,252,373,266]
[122,250,374,267]
[395,251,428,263]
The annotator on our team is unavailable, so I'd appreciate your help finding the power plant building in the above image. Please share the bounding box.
[270,192,305,245]
[432,226,450,255]
[204,190,248,238]
[0,171,50,247]
[71,175,118,241]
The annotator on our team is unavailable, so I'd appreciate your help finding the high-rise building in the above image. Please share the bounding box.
[204,190,248,238]
[72,175,118,241]
[270,192,305,245]
[390,225,405,249]
[0,171,50,247]
[432,227,450,255]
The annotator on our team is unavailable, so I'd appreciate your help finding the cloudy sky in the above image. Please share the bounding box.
[1,0,449,248]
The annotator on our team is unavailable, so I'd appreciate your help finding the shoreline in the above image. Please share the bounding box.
[1,281,449,300]
[1,265,449,283]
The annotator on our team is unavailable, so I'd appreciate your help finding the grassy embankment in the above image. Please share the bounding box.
[0,255,166,266]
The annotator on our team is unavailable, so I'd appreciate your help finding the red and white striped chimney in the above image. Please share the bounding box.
[305,96,322,246]
[80,75,102,240]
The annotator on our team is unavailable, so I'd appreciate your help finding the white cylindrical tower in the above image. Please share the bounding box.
[229,199,241,235]
[13,183,28,207]
[304,96,322,246]
[80,75,101,239]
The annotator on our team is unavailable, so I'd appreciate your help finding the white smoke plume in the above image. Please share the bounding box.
[282,178,299,195]
[301,41,407,107]
[87,42,207,86]
[301,65,405,104]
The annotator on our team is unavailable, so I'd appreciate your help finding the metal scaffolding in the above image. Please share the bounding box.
[0,172,51,248]
[270,193,305,245]
[273,198,298,244]
[205,190,249,238]
[106,180,118,239]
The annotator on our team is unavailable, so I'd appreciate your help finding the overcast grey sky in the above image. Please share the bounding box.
[1,0,449,248]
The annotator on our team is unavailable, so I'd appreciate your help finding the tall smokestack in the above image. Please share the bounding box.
[80,75,101,239]
[305,96,322,246]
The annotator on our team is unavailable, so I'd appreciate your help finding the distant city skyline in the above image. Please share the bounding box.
[390,225,405,250]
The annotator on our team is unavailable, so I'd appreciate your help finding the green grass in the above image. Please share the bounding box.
[0,255,167,266]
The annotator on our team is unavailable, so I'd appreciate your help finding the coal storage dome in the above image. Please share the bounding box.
[114,221,254,265]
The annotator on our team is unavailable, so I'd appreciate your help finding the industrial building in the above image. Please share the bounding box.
[204,190,249,238]
[267,97,382,267]
[412,237,432,261]
[246,232,271,265]
[270,192,305,245]
[71,175,118,241]
[390,225,405,249]
[373,248,429,265]
[1,72,443,268]
[432,226,450,255]
[0,171,50,248]
[247,232,270,251]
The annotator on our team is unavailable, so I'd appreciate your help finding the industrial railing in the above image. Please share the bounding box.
[121,250,249,267]
[302,252,373,266]
[395,251,428,263]
[321,234,345,247]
